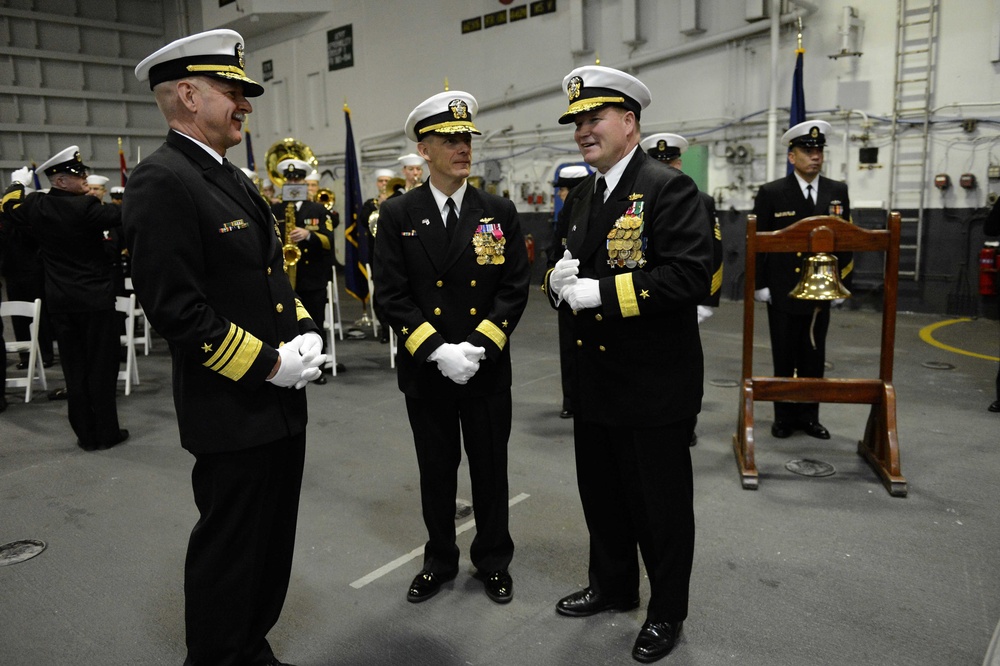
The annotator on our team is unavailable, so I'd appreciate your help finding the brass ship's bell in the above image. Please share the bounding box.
[788,253,852,300]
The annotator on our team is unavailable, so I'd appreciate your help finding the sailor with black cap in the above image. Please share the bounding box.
[543,65,712,663]
[752,118,852,443]
[1,144,126,447]
[123,28,324,666]
[398,152,425,190]
[374,89,530,607]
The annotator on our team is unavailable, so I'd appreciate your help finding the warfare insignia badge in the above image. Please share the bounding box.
[236,43,245,70]
[449,99,468,120]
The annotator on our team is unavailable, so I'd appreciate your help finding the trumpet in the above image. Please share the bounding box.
[316,188,335,211]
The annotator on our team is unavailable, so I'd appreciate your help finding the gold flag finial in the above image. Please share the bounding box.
[595,52,600,65]
[444,77,450,91]
[117,136,122,150]
[796,16,804,52]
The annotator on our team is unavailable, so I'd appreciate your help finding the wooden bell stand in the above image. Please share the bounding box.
[733,212,907,497]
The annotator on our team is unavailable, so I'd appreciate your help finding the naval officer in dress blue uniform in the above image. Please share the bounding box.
[543,66,712,663]
[752,119,853,440]
[125,29,325,666]
[374,90,530,607]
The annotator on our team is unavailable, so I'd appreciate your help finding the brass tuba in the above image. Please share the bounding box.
[316,188,335,210]
[367,178,406,238]
[264,137,318,191]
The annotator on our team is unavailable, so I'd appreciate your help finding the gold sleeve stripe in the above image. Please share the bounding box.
[294,298,311,321]
[615,273,640,318]
[541,267,554,293]
[317,234,331,250]
[841,257,854,279]
[711,265,723,295]
[2,189,23,207]
[714,220,722,240]
[405,322,437,356]
[204,323,262,381]
[475,320,507,351]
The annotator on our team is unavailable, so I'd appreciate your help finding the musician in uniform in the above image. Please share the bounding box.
[124,29,325,666]
[2,147,127,450]
[542,66,712,662]
[398,152,425,191]
[86,174,109,201]
[359,167,395,265]
[641,132,722,446]
[374,90,530,606]
[752,119,852,440]
[109,185,125,205]
[271,158,336,383]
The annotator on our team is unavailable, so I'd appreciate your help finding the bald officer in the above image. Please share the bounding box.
[752,120,852,441]
[374,90,530,606]
[543,66,712,662]
[125,29,325,666]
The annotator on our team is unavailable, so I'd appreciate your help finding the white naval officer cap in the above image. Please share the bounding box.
[240,167,256,179]
[37,145,90,179]
[397,153,425,167]
[134,29,264,98]
[558,65,651,124]
[640,133,689,162]
[276,159,312,179]
[553,164,591,187]
[374,168,395,179]
[403,91,481,143]
[781,120,832,149]
[86,174,110,186]
[110,186,125,199]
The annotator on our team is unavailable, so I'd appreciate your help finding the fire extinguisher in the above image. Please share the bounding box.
[979,243,998,296]
[524,233,536,264]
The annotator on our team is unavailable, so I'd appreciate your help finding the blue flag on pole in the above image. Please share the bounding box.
[244,123,256,172]
[343,104,369,304]
[787,47,806,175]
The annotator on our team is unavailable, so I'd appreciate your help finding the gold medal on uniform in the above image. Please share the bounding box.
[607,200,647,268]
[473,221,506,265]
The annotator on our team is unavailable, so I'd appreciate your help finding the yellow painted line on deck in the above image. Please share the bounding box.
[918,318,999,362]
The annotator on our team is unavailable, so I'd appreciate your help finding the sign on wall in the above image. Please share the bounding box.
[462,1,555,35]
[327,25,354,71]
[262,60,273,82]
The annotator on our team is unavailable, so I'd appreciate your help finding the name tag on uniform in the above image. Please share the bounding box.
[219,219,249,234]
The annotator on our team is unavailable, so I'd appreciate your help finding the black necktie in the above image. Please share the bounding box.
[445,197,458,239]
[590,177,606,221]
[806,183,815,211]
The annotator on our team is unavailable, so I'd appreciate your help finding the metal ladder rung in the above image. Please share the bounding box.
[897,77,929,84]
[900,19,931,28]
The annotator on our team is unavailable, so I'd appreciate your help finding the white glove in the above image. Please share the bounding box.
[268,335,323,389]
[299,332,324,364]
[754,288,772,303]
[696,305,714,324]
[549,249,580,298]
[457,341,486,364]
[564,277,601,310]
[831,298,845,307]
[10,167,32,187]
[428,343,480,385]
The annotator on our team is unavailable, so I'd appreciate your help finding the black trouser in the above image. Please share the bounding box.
[405,390,514,576]
[296,287,326,352]
[49,309,121,447]
[572,416,696,623]
[184,433,306,666]
[557,308,576,412]
[766,304,830,425]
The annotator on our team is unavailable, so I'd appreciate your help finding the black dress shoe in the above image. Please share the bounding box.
[406,570,455,603]
[335,362,346,373]
[312,374,327,385]
[16,359,29,370]
[559,409,573,419]
[989,400,1000,413]
[802,422,831,439]
[689,432,698,447]
[43,359,55,368]
[0,396,8,413]
[482,569,513,604]
[100,429,130,450]
[48,388,68,401]
[632,621,682,663]
[771,421,794,438]
[556,587,639,617]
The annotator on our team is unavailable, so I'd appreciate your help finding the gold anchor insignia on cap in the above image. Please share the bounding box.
[810,126,819,138]
[657,140,667,151]
[449,99,468,120]
[236,43,245,70]
[74,151,82,162]
[567,76,582,101]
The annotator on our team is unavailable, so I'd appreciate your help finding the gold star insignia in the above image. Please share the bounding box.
[202,343,213,353]
[640,290,650,299]
[502,320,508,328]
[401,327,409,335]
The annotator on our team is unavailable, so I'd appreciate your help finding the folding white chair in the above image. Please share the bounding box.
[115,294,139,395]
[323,280,338,377]
[364,263,381,338]
[2,298,48,402]
[329,268,344,341]
[124,277,152,355]
[389,326,398,369]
